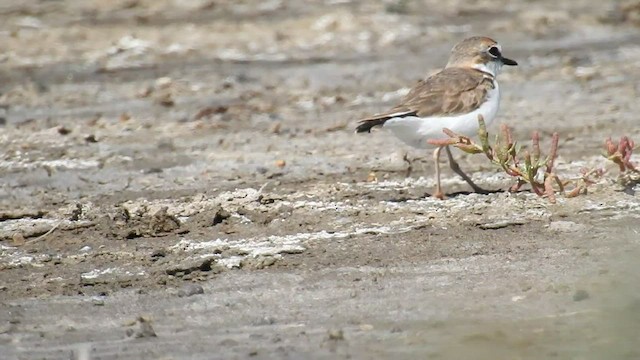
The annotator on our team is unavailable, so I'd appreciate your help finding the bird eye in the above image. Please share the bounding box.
[488,46,501,57]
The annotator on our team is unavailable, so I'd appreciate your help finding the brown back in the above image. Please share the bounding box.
[355,67,495,133]
[389,67,494,118]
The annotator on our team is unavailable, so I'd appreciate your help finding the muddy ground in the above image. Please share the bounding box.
[1,0,640,359]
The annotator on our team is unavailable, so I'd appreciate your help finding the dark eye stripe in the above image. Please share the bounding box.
[488,46,501,57]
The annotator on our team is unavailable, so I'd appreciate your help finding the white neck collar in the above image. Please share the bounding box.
[473,61,502,77]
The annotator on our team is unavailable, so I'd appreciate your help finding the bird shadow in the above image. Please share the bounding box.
[386,188,511,202]
[440,188,506,199]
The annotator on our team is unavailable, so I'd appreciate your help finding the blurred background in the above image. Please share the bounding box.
[1,0,640,194]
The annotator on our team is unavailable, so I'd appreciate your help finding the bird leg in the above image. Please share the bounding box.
[432,146,445,199]
[445,146,487,193]
[402,152,413,178]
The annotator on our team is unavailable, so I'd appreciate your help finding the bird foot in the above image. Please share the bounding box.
[432,190,447,200]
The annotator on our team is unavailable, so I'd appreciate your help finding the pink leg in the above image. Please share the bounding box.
[433,146,445,199]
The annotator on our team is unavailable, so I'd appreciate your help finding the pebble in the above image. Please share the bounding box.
[219,339,240,347]
[150,249,166,259]
[155,77,173,89]
[253,316,276,326]
[573,289,590,302]
[91,295,106,306]
[126,317,157,339]
[12,233,25,246]
[177,283,204,297]
[479,219,527,230]
[327,329,344,341]
[548,221,587,233]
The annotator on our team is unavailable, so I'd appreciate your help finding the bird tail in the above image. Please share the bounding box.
[354,117,390,133]
[355,109,417,133]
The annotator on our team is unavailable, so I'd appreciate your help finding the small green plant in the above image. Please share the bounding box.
[604,136,638,173]
[604,136,639,189]
[565,167,605,198]
[429,116,640,201]
[428,115,579,203]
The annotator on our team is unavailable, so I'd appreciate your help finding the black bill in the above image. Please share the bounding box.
[501,56,518,66]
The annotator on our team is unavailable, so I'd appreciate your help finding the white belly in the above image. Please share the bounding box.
[383,82,501,149]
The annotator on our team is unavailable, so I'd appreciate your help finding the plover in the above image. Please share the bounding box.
[356,36,517,199]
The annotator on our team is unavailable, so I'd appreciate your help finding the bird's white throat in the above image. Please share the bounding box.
[473,60,502,77]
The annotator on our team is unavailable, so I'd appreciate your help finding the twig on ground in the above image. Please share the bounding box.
[25,222,61,245]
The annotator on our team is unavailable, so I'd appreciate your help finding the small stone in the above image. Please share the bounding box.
[126,317,157,338]
[479,219,527,230]
[253,316,276,326]
[149,206,180,234]
[219,339,239,347]
[548,221,587,233]
[17,16,43,29]
[91,296,106,306]
[212,208,231,226]
[85,134,98,143]
[270,122,281,134]
[177,283,204,297]
[252,256,277,269]
[573,289,590,302]
[137,86,153,98]
[155,77,173,89]
[150,249,166,259]
[79,246,92,253]
[574,66,598,81]
[193,106,228,120]
[164,257,219,276]
[156,92,175,107]
[142,167,163,174]
[275,159,286,168]
[327,329,344,341]
[12,233,25,246]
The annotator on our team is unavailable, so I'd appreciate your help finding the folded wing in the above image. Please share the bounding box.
[355,68,494,133]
